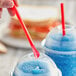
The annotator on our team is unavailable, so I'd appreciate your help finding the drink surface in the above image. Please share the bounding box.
[12,53,62,76]
[13,60,50,76]
[45,26,76,52]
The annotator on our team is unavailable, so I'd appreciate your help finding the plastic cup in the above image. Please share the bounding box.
[11,53,62,76]
[42,25,76,76]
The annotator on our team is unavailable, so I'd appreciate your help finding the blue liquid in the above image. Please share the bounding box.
[45,33,76,76]
[46,51,76,76]
[13,60,50,76]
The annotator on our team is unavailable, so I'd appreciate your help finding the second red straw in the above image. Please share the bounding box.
[61,3,66,36]
[12,5,40,58]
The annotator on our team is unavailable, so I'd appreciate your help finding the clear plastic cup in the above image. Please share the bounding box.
[42,25,76,76]
[11,53,62,76]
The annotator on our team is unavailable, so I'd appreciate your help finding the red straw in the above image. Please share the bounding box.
[61,3,66,36]
[12,5,40,58]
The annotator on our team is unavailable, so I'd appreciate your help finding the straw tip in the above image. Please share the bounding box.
[61,3,64,5]
[36,53,40,59]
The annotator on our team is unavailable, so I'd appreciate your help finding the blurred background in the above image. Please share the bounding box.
[0,0,76,76]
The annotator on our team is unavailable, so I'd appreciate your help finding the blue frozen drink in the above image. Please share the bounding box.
[12,53,62,76]
[42,25,76,76]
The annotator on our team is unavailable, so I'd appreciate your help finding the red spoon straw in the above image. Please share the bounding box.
[13,5,40,58]
[61,3,66,36]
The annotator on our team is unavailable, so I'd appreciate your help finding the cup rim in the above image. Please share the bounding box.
[10,69,62,76]
[41,39,76,55]
[10,67,62,76]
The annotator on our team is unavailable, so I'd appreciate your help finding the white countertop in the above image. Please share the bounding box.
[0,47,32,76]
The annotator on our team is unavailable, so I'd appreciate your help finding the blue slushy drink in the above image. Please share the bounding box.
[42,25,76,76]
[12,53,62,76]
